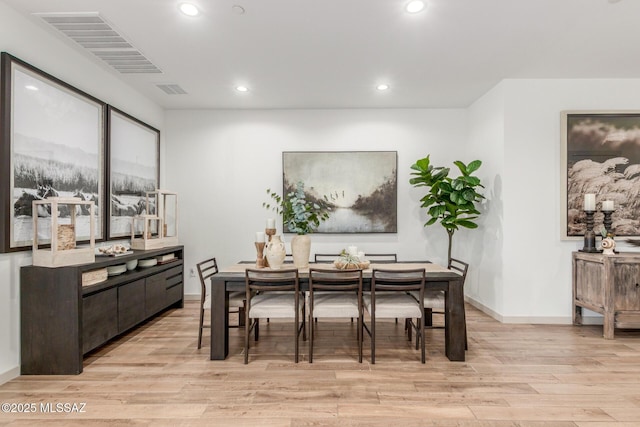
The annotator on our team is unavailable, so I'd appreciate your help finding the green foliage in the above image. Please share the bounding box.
[263,181,331,235]
[409,155,485,260]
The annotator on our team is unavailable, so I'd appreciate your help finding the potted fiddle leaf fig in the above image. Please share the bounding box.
[264,181,331,268]
[409,155,484,262]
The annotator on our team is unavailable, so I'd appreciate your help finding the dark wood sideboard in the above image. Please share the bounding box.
[20,245,184,375]
[573,251,640,339]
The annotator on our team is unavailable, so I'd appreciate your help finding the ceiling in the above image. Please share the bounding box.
[2,0,639,110]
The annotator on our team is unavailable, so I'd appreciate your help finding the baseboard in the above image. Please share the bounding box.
[465,297,503,322]
[465,297,603,325]
[184,293,200,301]
[0,366,20,385]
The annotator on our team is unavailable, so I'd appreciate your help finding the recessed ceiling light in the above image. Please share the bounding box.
[179,3,200,16]
[376,84,389,91]
[236,85,249,92]
[405,1,426,14]
[25,85,39,91]
[232,5,246,15]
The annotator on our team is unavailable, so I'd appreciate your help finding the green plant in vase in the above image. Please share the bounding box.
[263,181,331,267]
[409,155,485,263]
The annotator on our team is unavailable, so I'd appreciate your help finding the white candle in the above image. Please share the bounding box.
[584,194,596,211]
[602,200,614,211]
[348,246,358,256]
[357,251,365,261]
[266,218,276,229]
[255,231,265,242]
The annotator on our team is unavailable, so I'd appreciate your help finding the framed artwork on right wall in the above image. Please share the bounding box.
[561,111,640,239]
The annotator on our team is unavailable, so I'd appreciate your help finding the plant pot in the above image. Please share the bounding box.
[265,235,286,269]
[291,234,311,268]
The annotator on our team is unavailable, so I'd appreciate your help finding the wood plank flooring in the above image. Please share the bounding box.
[1,301,640,426]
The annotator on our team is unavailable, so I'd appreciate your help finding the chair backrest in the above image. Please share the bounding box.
[314,253,340,263]
[245,268,300,293]
[365,253,397,263]
[448,258,469,287]
[314,253,398,263]
[196,257,219,297]
[308,268,363,293]
[371,268,426,293]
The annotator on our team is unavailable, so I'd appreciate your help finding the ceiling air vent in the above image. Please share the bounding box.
[156,84,188,95]
[35,12,162,74]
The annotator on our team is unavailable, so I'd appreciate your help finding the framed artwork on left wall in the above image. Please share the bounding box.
[0,52,106,252]
[107,106,160,240]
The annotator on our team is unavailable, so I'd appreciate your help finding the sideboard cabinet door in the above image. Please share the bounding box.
[82,287,118,354]
[614,263,640,311]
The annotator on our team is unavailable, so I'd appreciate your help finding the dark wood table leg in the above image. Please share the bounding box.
[445,278,465,361]
[210,278,229,360]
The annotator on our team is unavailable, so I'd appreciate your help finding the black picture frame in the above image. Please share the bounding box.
[561,111,640,238]
[282,151,397,233]
[0,52,106,253]
[106,106,160,240]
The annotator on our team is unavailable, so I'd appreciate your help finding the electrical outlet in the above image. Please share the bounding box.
[189,268,196,278]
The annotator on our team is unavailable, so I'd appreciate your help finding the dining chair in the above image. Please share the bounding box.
[364,268,426,363]
[421,258,469,349]
[197,257,245,349]
[308,268,363,363]
[364,253,397,263]
[314,253,340,263]
[244,268,305,364]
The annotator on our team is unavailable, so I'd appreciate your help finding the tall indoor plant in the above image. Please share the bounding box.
[409,155,484,262]
[264,181,331,268]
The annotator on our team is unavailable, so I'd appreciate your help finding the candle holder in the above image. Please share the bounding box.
[265,228,276,242]
[580,210,600,253]
[255,242,266,268]
[602,210,614,236]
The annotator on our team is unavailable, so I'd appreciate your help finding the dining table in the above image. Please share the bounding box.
[209,261,466,361]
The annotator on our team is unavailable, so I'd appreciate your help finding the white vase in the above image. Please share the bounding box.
[266,235,286,269]
[291,234,311,268]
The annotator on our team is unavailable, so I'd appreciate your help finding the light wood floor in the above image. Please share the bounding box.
[1,301,640,426]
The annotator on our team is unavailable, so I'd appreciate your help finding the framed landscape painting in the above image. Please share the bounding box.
[282,151,397,233]
[0,53,105,252]
[107,106,160,239]
[561,111,640,239]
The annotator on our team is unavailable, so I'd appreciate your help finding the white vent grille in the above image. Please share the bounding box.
[36,12,162,74]
[156,84,188,95]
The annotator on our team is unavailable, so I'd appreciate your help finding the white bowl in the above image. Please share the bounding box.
[107,264,127,276]
[125,259,138,271]
[139,258,157,268]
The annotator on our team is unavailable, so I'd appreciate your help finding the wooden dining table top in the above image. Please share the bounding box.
[217,262,458,279]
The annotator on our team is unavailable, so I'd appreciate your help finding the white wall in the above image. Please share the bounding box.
[499,78,640,322]
[0,1,163,383]
[164,109,473,297]
[466,82,505,317]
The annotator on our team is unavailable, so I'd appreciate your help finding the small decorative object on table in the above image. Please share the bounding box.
[255,231,266,268]
[333,249,370,270]
[265,235,286,270]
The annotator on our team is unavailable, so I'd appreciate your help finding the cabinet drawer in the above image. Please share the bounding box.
[166,283,183,305]
[118,279,146,333]
[82,287,118,354]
